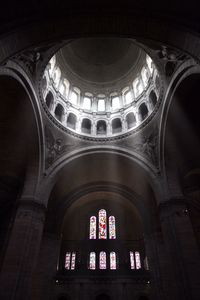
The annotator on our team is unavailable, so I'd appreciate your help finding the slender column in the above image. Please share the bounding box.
[144,232,167,300]
[0,198,46,300]
[159,200,200,300]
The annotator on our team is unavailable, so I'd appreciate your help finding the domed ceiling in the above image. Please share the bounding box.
[57,38,143,86]
[42,38,161,140]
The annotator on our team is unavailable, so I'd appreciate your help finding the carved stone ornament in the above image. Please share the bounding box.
[12,50,41,74]
[156,45,188,77]
[120,127,159,167]
[11,43,55,75]
[45,126,79,169]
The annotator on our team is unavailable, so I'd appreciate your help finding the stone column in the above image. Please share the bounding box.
[159,200,200,300]
[0,198,46,300]
[144,232,167,300]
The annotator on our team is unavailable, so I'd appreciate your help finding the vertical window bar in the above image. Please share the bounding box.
[71,252,76,270]
[65,252,71,270]
[135,251,141,269]
[130,251,135,269]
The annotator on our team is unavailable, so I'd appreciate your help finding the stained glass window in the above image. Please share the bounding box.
[65,252,71,270]
[65,252,76,270]
[99,209,107,239]
[99,251,106,269]
[90,216,96,239]
[110,252,117,270]
[130,251,135,269]
[109,216,116,239]
[135,251,141,269]
[71,252,76,270]
[89,252,96,270]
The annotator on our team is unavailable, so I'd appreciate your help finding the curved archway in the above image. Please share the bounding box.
[149,90,157,108]
[163,71,200,194]
[112,118,122,134]
[55,103,64,122]
[126,112,136,129]
[97,120,107,135]
[0,73,42,266]
[45,91,54,110]
[67,113,77,130]
[139,103,148,121]
[82,118,92,134]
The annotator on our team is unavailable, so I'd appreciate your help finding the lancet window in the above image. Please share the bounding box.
[65,252,76,270]
[89,209,116,240]
[130,251,141,270]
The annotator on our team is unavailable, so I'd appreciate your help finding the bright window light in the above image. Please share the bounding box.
[98,99,105,111]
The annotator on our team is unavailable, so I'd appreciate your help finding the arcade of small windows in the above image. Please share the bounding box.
[42,54,161,138]
[64,209,142,271]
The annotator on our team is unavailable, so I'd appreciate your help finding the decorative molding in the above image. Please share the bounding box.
[40,81,164,143]
[119,126,159,168]
[155,45,189,77]
[10,43,56,76]
[45,126,83,169]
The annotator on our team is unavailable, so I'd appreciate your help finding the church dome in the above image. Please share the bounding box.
[42,38,161,139]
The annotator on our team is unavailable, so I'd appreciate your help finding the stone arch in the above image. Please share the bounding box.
[97,120,107,135]
[126,112,136,129]
[0,71,43,266]
[82,118,92,134]
[55,103,64,122]
[45,91,54,110]
[111,118,122,134]
[139,103,148,121]
[67,113,77,130]
[161,66,200,195]
[149,90,157,108]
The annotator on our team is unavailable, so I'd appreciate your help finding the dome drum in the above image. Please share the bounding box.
[41,39,161,139]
